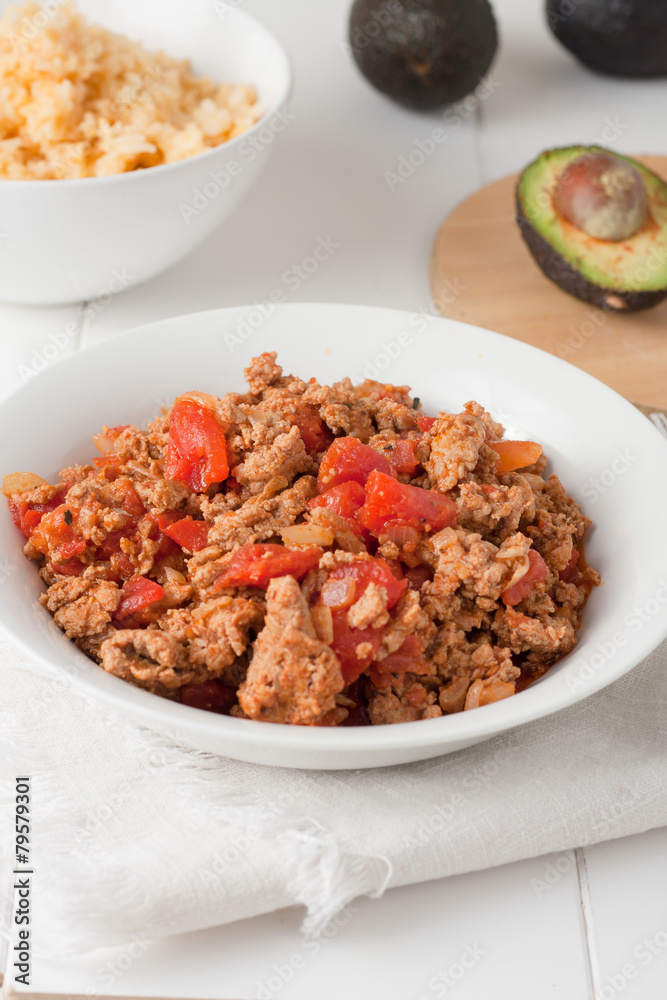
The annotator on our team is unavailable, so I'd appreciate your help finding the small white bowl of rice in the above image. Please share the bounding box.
[0,0,291,304]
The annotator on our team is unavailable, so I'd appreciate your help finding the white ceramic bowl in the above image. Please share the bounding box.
[0,0,291,305]
[1,303,666,769]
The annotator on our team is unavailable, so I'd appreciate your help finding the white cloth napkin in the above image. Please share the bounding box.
[1,633,667,956]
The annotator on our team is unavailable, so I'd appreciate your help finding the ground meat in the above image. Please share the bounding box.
[422,527,531,611]
[302,379,374,441]
[493,606,576,664]
[75,625,116,660]
[463,400,505,440]
[456,475,536,540]
[161,595,264,682]
[539,475,590,541]
[44,579,120,638]
[238,576,344,725]
[308,507,367,554]
[377,590,435,660]
[58,464,94,484]
[133,477,189,513]
[244,351,285,396]
[207,476,317,551]
[367,398,420,434]
[422,409,487,491]
[234,425,312,495]
[367,689,425,724]
[347,582,389,630]
[100,629,202,691]
[113,426,161,465]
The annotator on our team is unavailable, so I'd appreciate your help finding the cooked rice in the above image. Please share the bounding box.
[0,0,262,179]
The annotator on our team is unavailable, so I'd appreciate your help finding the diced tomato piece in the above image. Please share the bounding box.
[113,576,164,622]
[93,454,125,479]
[50,557,85,577]
[180,679,237,714]
[115,479,145,517]
[31,504,87,567]
[9,501,41,538]
[213,543,323,591]
[329,609,384,685]
[317,437,393,493]
[165,397,229,493]
[287,407,334,455]
[354,379,406,402]
[8,483,71,539]
[385,558,404,580]
[144,513,180,563]
[501,549,548,606]
[378,438,421,478]
[559,547,580,583]
[308,481,367,537]
[110,552,137,581]
[317,557,407,611]
[489,440,543,475]
[405,564,434,591]
[309,480,365,520]
[95,528,127,560]
[157,514,210,553]
[369,634,429,688]
[57,534,88,561]
[417,414,436,433]
[359,470,457,538]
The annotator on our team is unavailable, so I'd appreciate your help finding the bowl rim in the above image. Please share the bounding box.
[2,301,667,761]
[0,5,293,189]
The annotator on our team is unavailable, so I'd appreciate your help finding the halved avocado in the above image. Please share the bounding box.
[516,146,667,313]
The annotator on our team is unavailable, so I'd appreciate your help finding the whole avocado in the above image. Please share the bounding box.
[547,0,667,78]
[349,0,498,112]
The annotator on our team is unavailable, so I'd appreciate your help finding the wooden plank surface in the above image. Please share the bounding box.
[430,155,667,410]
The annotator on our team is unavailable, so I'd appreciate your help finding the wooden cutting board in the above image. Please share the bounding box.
[430,155,667,411]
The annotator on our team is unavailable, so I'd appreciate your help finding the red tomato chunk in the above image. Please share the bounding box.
[9,483,71,539]
[380,438,421,478]
[359,470,457,537]
[330,609,384,685]
[417,414,436,432]
[157,514,210,553]
[308,481,366,536]
[489,440,543,475]
[31,504,87,568]
[501,549,548,606]
[214,543,323,591]
[318,557,407,611]
[181,679,237,714]
[317,437,393,492]
[165,397,229,493]
[369,634,429,688]
[113,575,163,622]
[287,407,334,455]
[559,548,580,583]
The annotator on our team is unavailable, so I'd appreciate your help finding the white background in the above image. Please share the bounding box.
[2,0,667,997]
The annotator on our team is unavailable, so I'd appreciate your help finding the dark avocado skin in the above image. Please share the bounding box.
[349,0,498,112]
[515,189,667,314]
[547,0,667,78]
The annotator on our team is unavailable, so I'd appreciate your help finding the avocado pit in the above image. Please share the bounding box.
[553,152,648,242]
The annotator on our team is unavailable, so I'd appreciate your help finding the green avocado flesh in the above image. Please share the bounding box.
[517,146,667,311]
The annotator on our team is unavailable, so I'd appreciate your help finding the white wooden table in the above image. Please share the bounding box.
[2,1,667,996]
